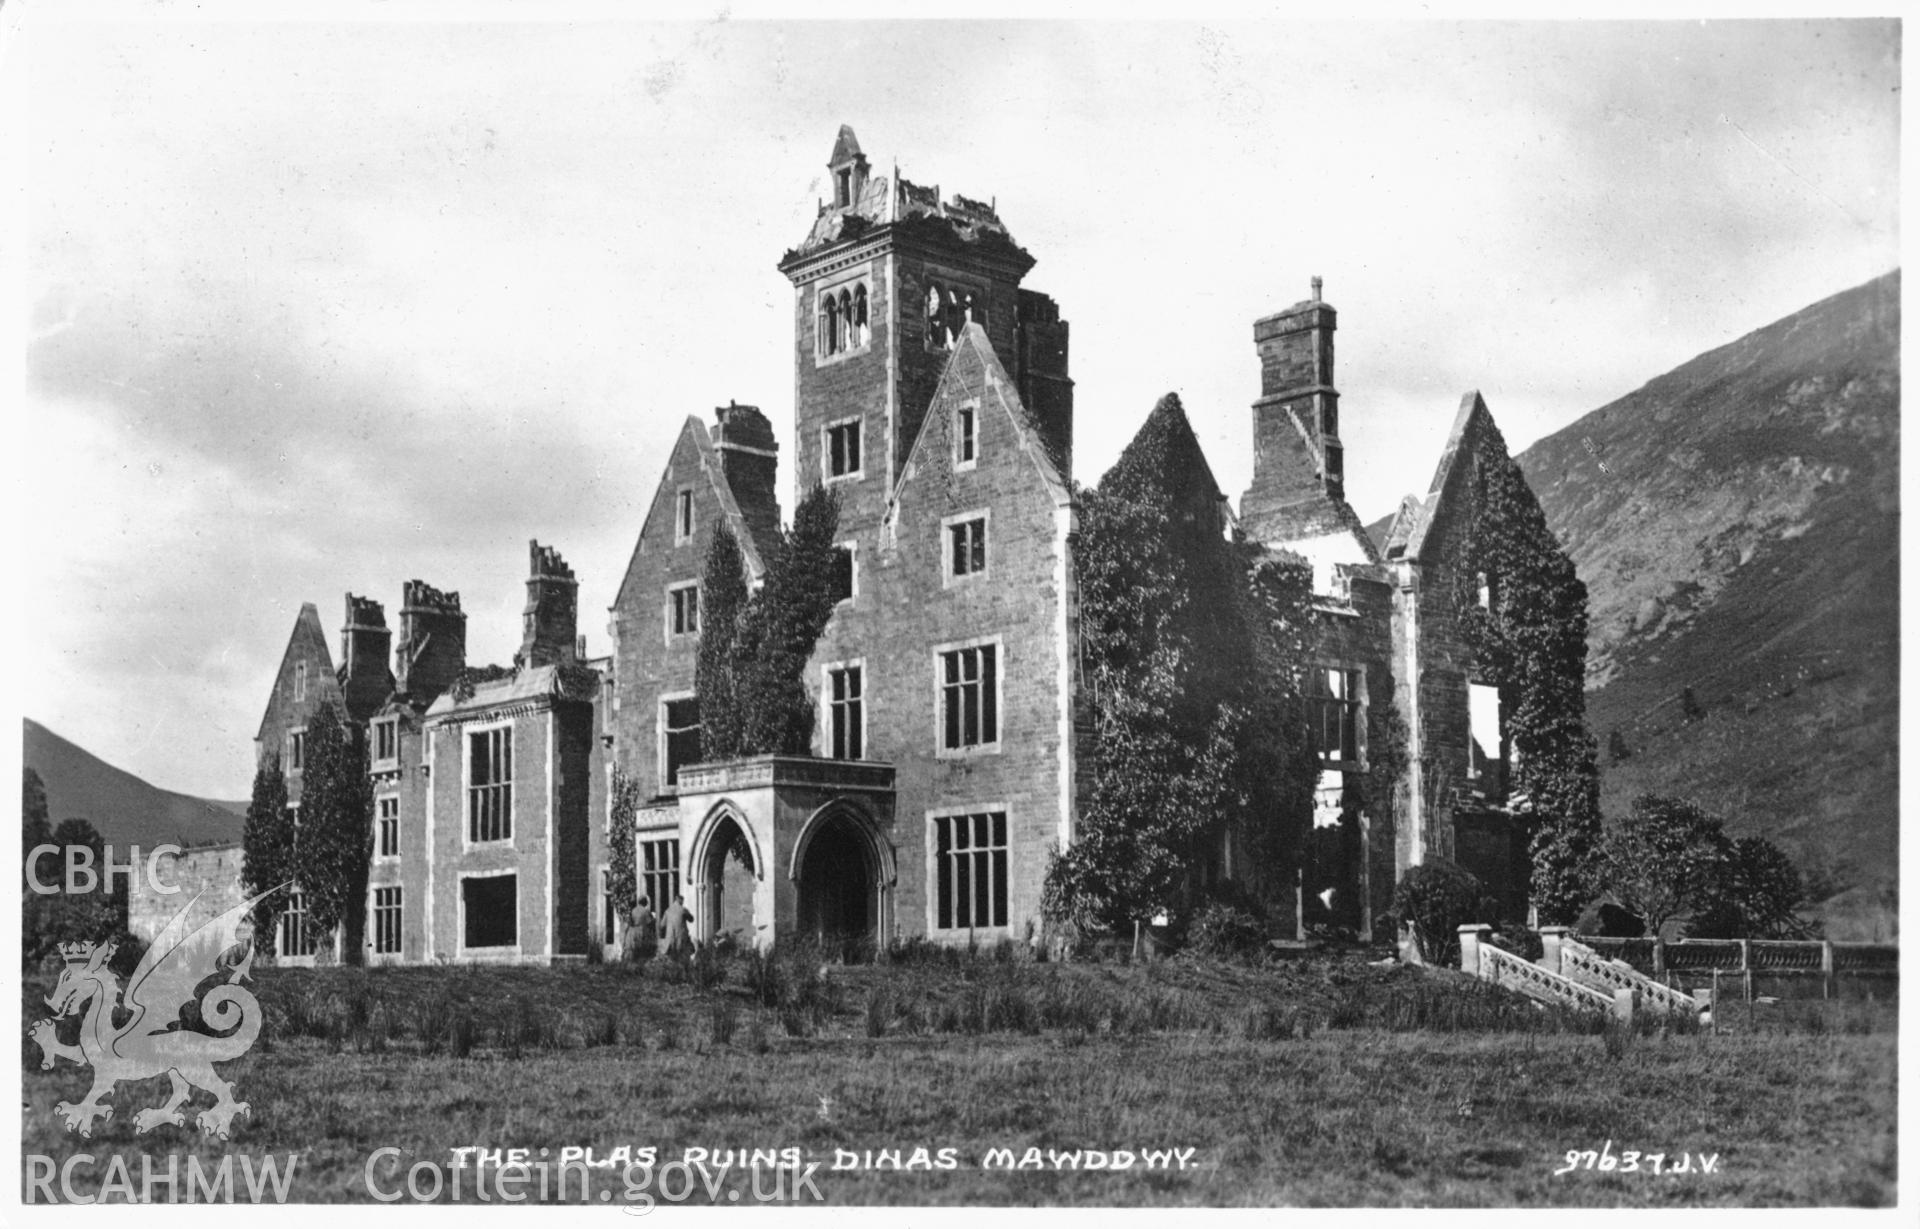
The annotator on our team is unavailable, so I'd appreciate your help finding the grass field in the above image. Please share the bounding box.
[18,948,1898,1206]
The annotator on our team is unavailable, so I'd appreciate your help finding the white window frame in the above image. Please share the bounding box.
[925,805,1013,936]
[370,885,403,957]
[665,581,700,642]
[463,719,515,849]
[813,271,873,368]
[659,690,701,789]
[277,886,320,963]
[953,400,980,471]
[821,657,868,761]
[638,832,682,916]
[456,868,521,957]
[372,716,399,767]
[287,727,307,776]
[375,794,401,862]
[941,508,991,587]
[674,486,696,546]
[933,634,1004,759]
[823,415,864,484]
[293,661,307,702]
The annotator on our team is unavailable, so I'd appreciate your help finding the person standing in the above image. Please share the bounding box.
[624,897,658,964]
[661,894,694,963]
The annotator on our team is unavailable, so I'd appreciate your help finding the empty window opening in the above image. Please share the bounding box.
[372,886,402,955]
[830,545,855,604]
[940,644,998,751]
[829,665,864,760]
[1469,682,1505,784]
[664,698,702,786]
[463,875,517,949]
[826,419,862,478]
[676,488,695,543]
[668,583,700,637]
[640,837,681,914]
[279,889,316,958]
[378,795,399,858]
[948,517,987,579]
[1310,667,1363,765]
[956,405,977,465]
[933,811,1009,930]
[468,726,513,843]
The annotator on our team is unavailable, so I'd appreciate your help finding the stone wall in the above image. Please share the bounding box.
[130,843,246,943]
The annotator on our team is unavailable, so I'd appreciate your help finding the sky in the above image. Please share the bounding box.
[6,11,1900,802]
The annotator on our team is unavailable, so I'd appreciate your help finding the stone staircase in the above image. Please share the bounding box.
[1538,927,1704,1020]
[1456,926,1625,1018]
[1455,925,1705,1022]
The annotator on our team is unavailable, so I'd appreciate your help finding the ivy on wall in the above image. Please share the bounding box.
[696,484,843,760]
[1043,395,1320,933]
[240,754,292,958]
[1443,424,1602,924]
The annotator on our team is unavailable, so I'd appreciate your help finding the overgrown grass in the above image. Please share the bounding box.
[18,952,1896,1205]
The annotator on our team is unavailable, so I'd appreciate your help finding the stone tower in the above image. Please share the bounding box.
[776,123,1073,538]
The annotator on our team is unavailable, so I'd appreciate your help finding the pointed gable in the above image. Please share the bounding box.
[892,321,1070,513]
[1403,390,1507,565]
[614,415,772,613]
[254,601,344,745]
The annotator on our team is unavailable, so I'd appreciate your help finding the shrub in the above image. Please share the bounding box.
[1390,858,1485,965]
[1185,901,1268,960]
[447,1012,475,1059]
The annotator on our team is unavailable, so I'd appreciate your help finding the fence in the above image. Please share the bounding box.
[1574,934,1897,1000]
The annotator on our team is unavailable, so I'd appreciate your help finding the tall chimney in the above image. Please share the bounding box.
[338,594,394,722]
[1242,280,1343,531]
[396,580,466,703]
[711,403,781,549]
[518,541,579,669]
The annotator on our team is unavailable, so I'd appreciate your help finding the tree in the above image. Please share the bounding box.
[1593,795,1731,936]
[241,754,293,958]
[607,769,641,933]
[694,525,750,762]
[26,818,125,963]
[1390,857,1484,964]
[694,484,843,759]
[295,703,373,963]
[1690,835,1811,939]
[1043,395,1318,933]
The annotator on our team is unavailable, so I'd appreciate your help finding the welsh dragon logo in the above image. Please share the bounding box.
[29,886,284,1140]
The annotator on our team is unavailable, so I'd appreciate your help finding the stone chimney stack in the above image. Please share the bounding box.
[396,580,466,703]
[339,594,394,721]
[518,541,579,669]
[712,402,781,548]
[1242,278,1344,529]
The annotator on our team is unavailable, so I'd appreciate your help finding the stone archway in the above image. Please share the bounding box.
[690,804,761,945]
[789,802,894,954]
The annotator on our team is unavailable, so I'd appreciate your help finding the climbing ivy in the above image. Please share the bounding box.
[1043,395,1319,933]
[695,484,842,759]
[1443,421,1601,924]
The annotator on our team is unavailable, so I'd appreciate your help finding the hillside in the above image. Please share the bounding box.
[1511,272,1899,920]
[23,718,245,849]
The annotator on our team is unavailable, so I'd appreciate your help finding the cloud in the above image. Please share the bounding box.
[13,17,1899,797]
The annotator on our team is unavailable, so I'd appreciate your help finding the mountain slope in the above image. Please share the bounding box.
[1511,271,1899,915]
[24,718,245,849]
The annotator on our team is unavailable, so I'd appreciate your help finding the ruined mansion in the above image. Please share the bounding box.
[134,126,1562,963]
